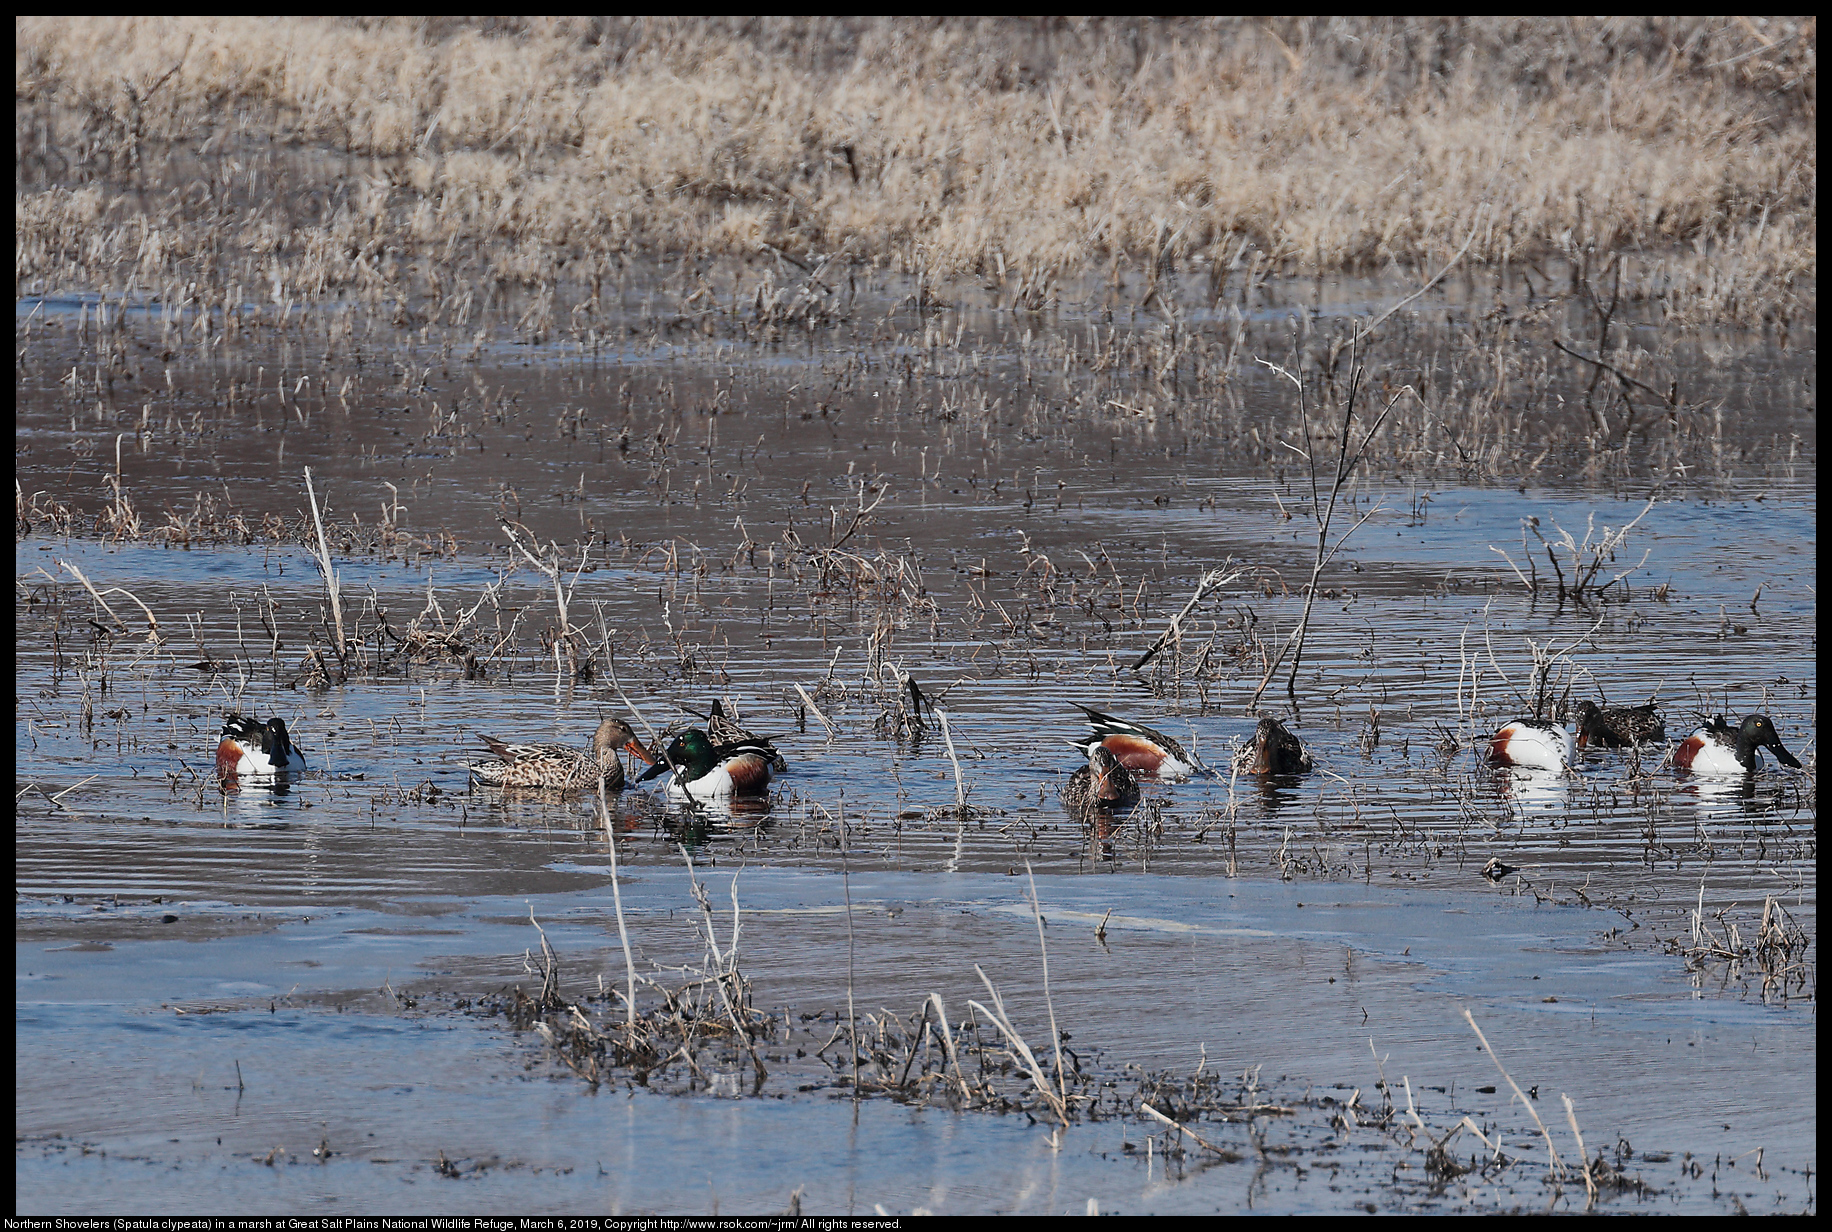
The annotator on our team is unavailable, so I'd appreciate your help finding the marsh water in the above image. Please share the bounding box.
[15,272,1816,1213]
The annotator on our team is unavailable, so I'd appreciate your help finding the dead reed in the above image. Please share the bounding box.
[16,18,1813,328]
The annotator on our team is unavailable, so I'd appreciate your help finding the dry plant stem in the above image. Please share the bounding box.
[302,467,347,660]
[595,779,638,1048]
[677,844,766,1084]
[1562,1093,1598,1209]
[50,774,102,804]
[526,905,559,1007]
[597,632,685,784]
[935,708,968,813]
[1141,1101,1226,1155]
[839,792,859,1100]
[1131,565,1242,671]
[1024,862,1067,1110]
[1349,207,1487,347]
[58,560,163,642]
[1248,364,1399,706]
[968,964,1069,1126]
[793,682,838,738]
[925,992,972,1101]
[1461,1008,1568,1180]
[502,520,588,681]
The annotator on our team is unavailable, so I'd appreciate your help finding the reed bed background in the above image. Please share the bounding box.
[16,16,1816,327]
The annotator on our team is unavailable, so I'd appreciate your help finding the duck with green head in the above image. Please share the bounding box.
[639,727,775,800]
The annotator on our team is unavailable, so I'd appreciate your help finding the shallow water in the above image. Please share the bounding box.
[15,871,1816,1214]
[15,279,1816,1213]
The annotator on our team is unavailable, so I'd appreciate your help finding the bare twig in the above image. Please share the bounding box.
[1132,564,1243,671]
[1350,207,1486,346]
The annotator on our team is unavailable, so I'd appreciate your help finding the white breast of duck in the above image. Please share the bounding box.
[1488,718,1574,771]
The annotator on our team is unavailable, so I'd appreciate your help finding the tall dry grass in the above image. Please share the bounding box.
[16,17,1815,324]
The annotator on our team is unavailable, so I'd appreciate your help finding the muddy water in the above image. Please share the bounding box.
[15,284,1816,1213]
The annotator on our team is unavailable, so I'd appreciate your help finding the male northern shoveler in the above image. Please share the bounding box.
[638,728,775,801]
[1488,718,1575,771]
[1072,704,1197,779]
[1573,700,1667,749]
[469,717,653,791]
[1672,714,1802,775]
[1232,716,1315,776]
[1063,745,1140,813]
[701,699,789,773]
[217,714,306,778]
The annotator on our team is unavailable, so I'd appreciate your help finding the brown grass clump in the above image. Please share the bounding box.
[17,17,1814,325]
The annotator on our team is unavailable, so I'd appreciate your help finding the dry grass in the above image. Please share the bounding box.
[16,17,1815,325]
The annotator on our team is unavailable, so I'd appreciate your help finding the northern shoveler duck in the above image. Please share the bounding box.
[1488,718,1575,771]
[1573,700,1667,749]
[1072,704,1197,779]
[216,714,306,778]
[1672,714,1802,775]
[1063,745,1140,813]
[701,699,789,773]
[469,717,653,791]
[638,728,774,801]
[1231,716,1314,776]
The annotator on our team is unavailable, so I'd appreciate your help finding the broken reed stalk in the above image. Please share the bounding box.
[1141,1101,1227,1155]
[110,432,128,531]
[302,467,347,660]
[838,789,859,1100]
[678,844,767,1084]
[1131,563,1242,671]
[58,560,164,642]
[595,778,639,1049]
[1024,861,1067,1112]
[502,519,589,683]
[1562,1093,1598,1209]
[1461,1008,1568,1181]
[968,964,1069,1126]
[1247,361,1400,707]
[526,905,560,1008]
[925,992,972,1101]
[934,707,969,813]
[793,681,838,738]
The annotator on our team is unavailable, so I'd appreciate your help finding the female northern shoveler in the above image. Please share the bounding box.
[1063,745,1140,813]
[701,699,789,773]
[1232,716,1315,776]
[1488,718,1575,771]
[217,714,306,778]
[469,717,653,791]
[1573,700,1667,749]
[1672,714,1802,775]
[638,728,775,801]
[1072,704,1197,779]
